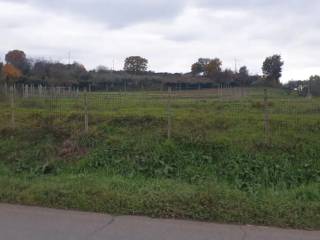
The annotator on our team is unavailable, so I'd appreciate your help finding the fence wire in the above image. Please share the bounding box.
[0,84,319,147]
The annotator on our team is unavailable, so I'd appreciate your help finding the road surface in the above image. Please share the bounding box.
[0,204,319,240]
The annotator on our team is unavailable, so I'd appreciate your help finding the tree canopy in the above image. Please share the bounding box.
[191,58,222,80]
[124,56,148,73]
[3,64,22,82]
[262,55,284,86]
[191,62,202,76]
[5,50,30,74]
[204,58,222,77]
[0,49,297,90]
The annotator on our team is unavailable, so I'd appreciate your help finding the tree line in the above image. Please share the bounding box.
[0,49,287,91]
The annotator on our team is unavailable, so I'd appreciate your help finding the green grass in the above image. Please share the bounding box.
[0,173,319,229]
[0,88,319,229]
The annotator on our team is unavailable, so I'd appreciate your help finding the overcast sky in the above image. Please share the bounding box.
[1,0,319,82]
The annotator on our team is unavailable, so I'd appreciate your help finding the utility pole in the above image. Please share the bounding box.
[68,51,71,65]
[10,86,15,130]
[308,80,312,99]
[264,89,271,145]
[167,87,172,140]
[84,89,89,133]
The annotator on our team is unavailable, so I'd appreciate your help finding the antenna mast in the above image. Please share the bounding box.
[68,51,71,65]
[234,58,238,73]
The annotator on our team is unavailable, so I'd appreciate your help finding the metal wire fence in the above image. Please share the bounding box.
[0,84,319,146]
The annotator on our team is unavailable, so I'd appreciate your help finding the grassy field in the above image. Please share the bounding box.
[0,88,319,229]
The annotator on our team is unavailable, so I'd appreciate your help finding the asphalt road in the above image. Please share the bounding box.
[0,204,319,240]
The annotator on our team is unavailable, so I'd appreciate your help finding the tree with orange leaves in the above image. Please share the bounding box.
[5,50,30,74]
[3,64,22,83]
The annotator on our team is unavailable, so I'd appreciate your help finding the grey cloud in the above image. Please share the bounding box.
[195,0,314,10]
[166,32,200,42]
[1,0,320,81]
[5,0,320,29]
[195,0,272,8]
[3,0,186,27]
[195,0,320,25]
